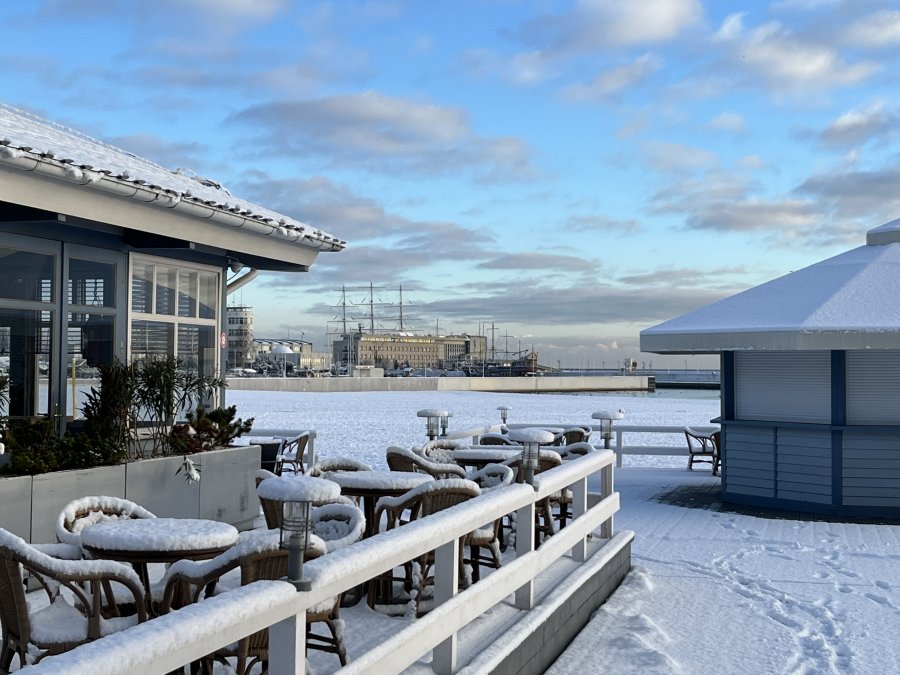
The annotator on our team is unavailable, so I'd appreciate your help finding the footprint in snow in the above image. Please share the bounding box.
[837,584,853,594]
[743,528,760,537]
[864,592,896,609]
[875,580,891,590]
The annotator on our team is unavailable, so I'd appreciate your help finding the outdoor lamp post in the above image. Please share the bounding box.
[508,428,554,486]
[281,498,312,591]
[591,409,626,450]
[417,409,447,441]
[497,405,510,425]
[440,411,452,437]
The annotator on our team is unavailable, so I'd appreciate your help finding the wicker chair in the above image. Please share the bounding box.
[55,495,156,548]
[160,534,349,672]
[373,479,480,615]
[274,432,310,475]
[478,433,518,446]
[684,427,718,474]
[0,528,147,672]
[561,426,591,445]
[386,446,467,479]
[501,450,561,544]
[307,457,373,477]
[465,464,514,582]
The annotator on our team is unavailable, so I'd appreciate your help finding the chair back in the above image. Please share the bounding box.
[562,427,588,445]
[419,480,480,517]
[0,548,30,656]
[308,457,372,477]
[479,433,517,446]
[385,446,417,472]
[56,496,156,547]
[312,504,366,553]
[276,432,310,475]
[386,446,467,479]
[469,463,514,492]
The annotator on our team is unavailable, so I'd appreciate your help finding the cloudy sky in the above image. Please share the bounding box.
[4,0,900,369]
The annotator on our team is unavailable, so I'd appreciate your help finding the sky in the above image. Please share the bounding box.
[2,0,900,369]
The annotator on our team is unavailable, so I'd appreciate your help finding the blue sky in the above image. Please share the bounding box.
[3,0,900,369]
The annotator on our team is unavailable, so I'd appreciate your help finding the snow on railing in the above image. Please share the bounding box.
[505,422,719,468]
[31,451,618,675]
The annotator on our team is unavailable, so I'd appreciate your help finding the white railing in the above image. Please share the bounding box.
[32,451,619,675]
[505,422,719,468]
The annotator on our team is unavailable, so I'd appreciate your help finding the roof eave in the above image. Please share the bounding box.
[640,328,900,354]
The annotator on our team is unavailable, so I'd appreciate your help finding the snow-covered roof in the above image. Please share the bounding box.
[0,103,345,257]
[641,220,900,353]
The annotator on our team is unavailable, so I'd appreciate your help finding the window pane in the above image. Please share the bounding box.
[131,261,154,313]
[198,272,217,320]
[0,308,52,417]
[65,312,114,419]
[155,266,177,316]
[69,259,116,308]
[177,324,216,376]
[131,320,174,359]
[0,247,54,303]
[177,270,198,318]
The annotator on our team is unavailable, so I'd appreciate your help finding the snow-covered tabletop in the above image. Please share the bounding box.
[323,470,433,492]
[80,518,238,559]
[508,428,557,444]
[451,448,521,468]
[256,475,341,504]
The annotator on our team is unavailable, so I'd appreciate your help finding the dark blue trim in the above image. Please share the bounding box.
[722,352,735,421]
[831,351,846,509]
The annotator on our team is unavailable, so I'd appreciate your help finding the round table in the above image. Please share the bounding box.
[81,518,239,596]
[451,448,520,470]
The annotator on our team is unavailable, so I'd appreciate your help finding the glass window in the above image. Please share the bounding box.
[65,312,114,419]
[131,261,154,313]
[178,270,198,318]
[68,259,116,308]
[198,272,217,319]
[178,324,216,379]
[0,247,54,303]
[155,265,177,316]
[131,320,175,359]
[0,308,52,417]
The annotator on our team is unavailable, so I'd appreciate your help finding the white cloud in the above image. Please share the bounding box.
[714,14,879,90]
[708,112,746,133]
[180,0,286,22]
[818,101,897,149]
[643,141,718,173]
[563,54,660,101]
[845,10,900,48]
[519,0,702,52]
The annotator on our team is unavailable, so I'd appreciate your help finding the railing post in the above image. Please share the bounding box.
[306,430,317,468]
[268,608,305,673]
[570,475,588,562]
[514,501,535,609]
[433,538,460,674]
[600,463,614,539]
[615,430,623,468]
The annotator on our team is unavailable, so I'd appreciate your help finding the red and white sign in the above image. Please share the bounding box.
[220,331,227,348]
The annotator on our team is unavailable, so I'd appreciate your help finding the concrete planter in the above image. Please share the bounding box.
[0,445,261,544]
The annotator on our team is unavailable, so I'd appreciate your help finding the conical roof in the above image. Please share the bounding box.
[641,219,900,353]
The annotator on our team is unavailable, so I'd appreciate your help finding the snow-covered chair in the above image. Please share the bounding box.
[312,503,366,553]
[274,432,310,475]
[561,426,591,445]
[465,464,514,581]
[55,495,156,548]
[0,528,147,671]
[386,446,467,480]
[307,456,373,477]
[478,432,518,446]
[373,479,480,615]
[684,427,718,474]
[160,532,348,671]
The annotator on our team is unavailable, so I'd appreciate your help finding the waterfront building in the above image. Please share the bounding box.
[332,332,487,371]
[642,220,900,516]
[226,305,255,370]
[0,103,343,428]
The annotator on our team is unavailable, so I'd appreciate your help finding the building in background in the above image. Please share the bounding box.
[332,332,487,372]
[226,305,255,370]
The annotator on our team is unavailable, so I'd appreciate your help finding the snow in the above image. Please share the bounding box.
[256,475,342,503]
[56,496,156,547]
[325,470,433,491]
[79,518,238,553]
[507,428,554,444]
[21,388,900,674]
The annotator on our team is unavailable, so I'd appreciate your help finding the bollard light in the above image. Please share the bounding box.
[418,409,448,441]
[508,428,554,487]
[281,498,312,591]
[440,411,452,437]
[591,409,626,450]
[497,406,510,425]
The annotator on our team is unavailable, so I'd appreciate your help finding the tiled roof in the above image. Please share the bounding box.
[0,103,344,251]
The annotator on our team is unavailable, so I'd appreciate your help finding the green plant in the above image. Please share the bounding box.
[170,405,253,454]
[80,360,137,459]
[133,355,225,456]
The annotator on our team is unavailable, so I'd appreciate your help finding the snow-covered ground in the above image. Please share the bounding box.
[227,389,900,675]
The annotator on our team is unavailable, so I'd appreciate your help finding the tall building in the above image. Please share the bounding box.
[226,306,255,370]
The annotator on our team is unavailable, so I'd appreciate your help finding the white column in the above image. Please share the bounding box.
[514,501,535,609]
[268,611,305,673]
[433,538,459,674]
[570,476,588,562]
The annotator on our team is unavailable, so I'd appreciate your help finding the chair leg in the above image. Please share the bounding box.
[0,640,20,674]
[327,618,349,666]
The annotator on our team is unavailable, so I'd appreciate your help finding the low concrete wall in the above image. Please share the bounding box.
[226,375,651,394]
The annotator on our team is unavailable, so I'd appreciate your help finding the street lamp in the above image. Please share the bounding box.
[417,409,447,441]
[440,411,453,437]
[508,428,554,486]
[591,409,626,450]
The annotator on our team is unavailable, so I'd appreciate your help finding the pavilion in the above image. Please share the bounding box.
[0,103,344,429]
[642,219,900,515]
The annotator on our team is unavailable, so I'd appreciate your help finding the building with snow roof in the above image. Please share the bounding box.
[0,103,343,428]
[641,220,900,516]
